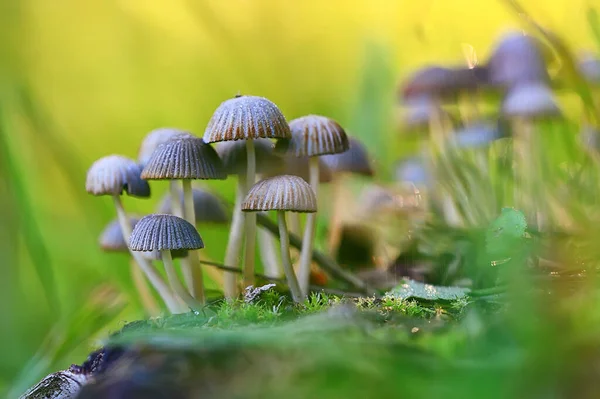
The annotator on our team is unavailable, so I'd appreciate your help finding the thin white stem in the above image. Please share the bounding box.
[243,139,257,288]
[258,225,281,278]
[112,196,182,313]
[288,212,302,236]
[278,211,302,303]
[162,250,202,311]
[297,156,319,297]
[513,118,542,230]
[129,259,159,317]
[223,175,246,299]
[327,175,344,254]
[181,179,205,303]
[169,180,183,217]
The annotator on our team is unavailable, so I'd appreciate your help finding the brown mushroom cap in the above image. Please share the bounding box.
[275,115,349,157]
[157,187,229,224]
[216,138,282,176]
[203,95,291,143]
[321,137,374,176]
[138,128,192,168]
[242,175,317,213]
[86,155,151,198]
[141,135,226,180]
[129,214,204,252]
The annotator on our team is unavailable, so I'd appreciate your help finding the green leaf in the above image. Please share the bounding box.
[485,207,527,258]
[387,279,470,301]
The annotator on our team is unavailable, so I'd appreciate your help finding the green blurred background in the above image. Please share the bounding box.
[0,0,597,392]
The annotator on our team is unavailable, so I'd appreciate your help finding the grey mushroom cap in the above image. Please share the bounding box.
[276,115,349,157]
[86,155,151,198]
[203,95,291,143]
[99,217,140,252]
[452,122,504,149]
[578,53,600,84]
[265,155,333,183]
[129,214,204,252]
[138,128,192,168]
[394,156,431,187]
[216,138,282,176]
[321,137,374,176]
[400,65,487,101]
[157,187,229,224]
[242,175,317,213]
[487,32,549,87]
[501,82,561,118]
[141,135,226,180]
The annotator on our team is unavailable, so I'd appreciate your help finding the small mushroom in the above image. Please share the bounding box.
[275,115,349,296]
[204,95,291,297]
[242,175,317,302]
[86,155,180,313]
[142,134,226,302]
[129,214,205,311]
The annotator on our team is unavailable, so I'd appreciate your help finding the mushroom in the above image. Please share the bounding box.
[321,136,374,254]
[141,134,226,303]
[204,95,291,297]
[242,175,317,302]
[86,155,180,313]
[129,214,205,311]
[216,139,283,279]
[275,115,349,296]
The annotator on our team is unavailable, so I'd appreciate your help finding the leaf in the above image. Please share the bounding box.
[485,207,527,258]
[387,279,470,301]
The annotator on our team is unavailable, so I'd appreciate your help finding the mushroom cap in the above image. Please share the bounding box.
[400,65,487,101]
[138,128,191,168]
[129,214,204,252]
[265,155,333,183]
[157,188,229,224]
[203,95,291,143]
[86,155,151,198]
[400,94,444,129]
[579,52,600,84]
[452,122,503,149]
[216,138,282,175]
[501,82,560,118]
[393,156,431,187]
[321,137,374,176]
[141,135,226,180]
[242,175,317,213]
[99,217,140,252]
[488,32,549,87]
[276,115,349,157]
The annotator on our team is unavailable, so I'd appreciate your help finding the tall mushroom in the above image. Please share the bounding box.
[321,136,374,254]
[141,134,226,302]
[86,155,180,313]
[242,175,317,302]
[203,95,291,297]
[129,214,204,311]
[275,115,349,296]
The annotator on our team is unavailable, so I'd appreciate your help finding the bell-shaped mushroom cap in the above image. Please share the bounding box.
[393,156,431,187]
[203,95,291,143]
[138,128,192,168]
[216,138,282,176]
[452,122,504,149]
[129,214,204,252]
[157,188,228,224]
[141,135,226,180]
[86,155,151,198]
[99,217,140,252]
[242,175,317,213]
[501,82,560,118]
[488,32,549,87]
[276,115,349,157]
[321,137,374,176]
[578,52,600,84]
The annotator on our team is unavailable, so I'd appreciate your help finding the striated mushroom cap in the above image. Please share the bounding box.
[141,135,226,180]
[242,175,317,213]
[276,115,349,157]
[157,188,229,224]
[203,95,291,143]
[129,214,204,252]
[321,137,374,176]
[138,128,192,168]
[86,155,150,198]
[216,138,282,176]
[501,82,560,118]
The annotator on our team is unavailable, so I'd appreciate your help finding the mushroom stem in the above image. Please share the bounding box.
[277,210,302,303]
[161,250,203,311]
[169,180,183,217]
[129,259,160,317]
[258,225,281,278]
[297,156,319,297]
[112,196,182,313]
[181,179,205,303]
[327,174,344,254]
[223,175,247,299]
[513,117,542,229]
[243,139,257,288]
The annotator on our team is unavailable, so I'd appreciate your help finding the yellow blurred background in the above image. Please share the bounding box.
[1,0,598,392]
